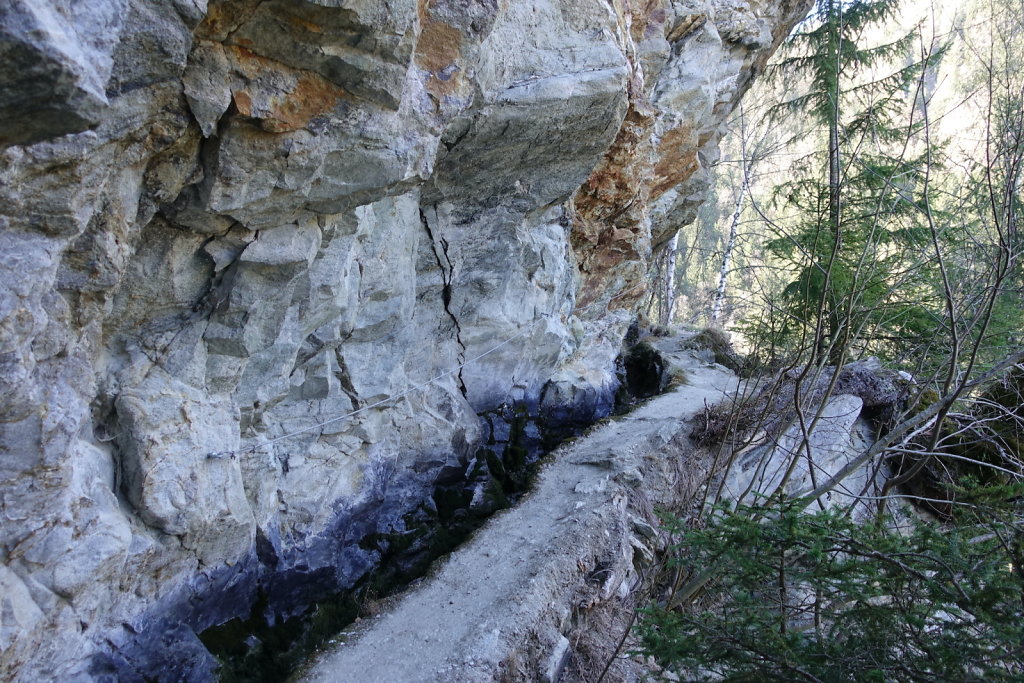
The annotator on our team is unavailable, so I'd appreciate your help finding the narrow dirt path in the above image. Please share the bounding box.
[297,338,738,682]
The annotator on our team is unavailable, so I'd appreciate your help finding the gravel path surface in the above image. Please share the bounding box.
[298,339,737,682]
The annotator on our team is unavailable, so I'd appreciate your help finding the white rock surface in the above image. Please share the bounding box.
[0,0,811,679]
[718,393,881,513]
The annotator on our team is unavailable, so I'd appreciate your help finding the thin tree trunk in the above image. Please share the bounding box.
[711,180,744,325]
[661,232,679,326]
[829,113,841,243]
[646,249,662,322]
[825,114,842,356]
[823,0,844,364]
[711,104,751,325]
[827,0,842,245]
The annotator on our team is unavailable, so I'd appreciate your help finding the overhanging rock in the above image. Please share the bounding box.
[0,0,812,678]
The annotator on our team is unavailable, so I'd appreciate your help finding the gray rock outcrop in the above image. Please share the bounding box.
[714,357,909,517]
[718,393,881,511]
[0,0,811,679]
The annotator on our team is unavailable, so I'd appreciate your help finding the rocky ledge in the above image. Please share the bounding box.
[0,0,809,680]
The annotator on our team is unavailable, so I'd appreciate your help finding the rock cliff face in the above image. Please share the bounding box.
[0,0,810,679]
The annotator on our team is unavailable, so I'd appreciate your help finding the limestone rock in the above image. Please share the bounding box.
[719,394,882,514]
[0,0,126,147]
[0,0,811,679]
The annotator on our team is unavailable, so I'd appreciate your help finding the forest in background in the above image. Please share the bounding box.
[636,0,1024,678]
[654,0,1021,367]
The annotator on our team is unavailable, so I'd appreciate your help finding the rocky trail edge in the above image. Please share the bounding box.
[298,338,738,683]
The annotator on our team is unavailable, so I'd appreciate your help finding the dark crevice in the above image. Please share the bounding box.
[90,398,143,524]
[441,116,473,152]
[333,351,361,406]
[420,207,469,399]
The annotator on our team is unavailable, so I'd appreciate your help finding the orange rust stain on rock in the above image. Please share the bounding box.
[285,14,323,33]
[573,105,655,228]
[232,89,253,117]
[266,73,346,132]
[416,19,462,72]
[570,96,658,315]
[415,18,464,98]
[274,76,345,132]
[226,44,278,79]
[415,0,432,24]
[221,44,348,132]
[651,125,699,198]
[232,73,346,133]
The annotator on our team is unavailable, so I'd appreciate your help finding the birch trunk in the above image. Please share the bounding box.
[661,232,679,326]
[710,184,744,324]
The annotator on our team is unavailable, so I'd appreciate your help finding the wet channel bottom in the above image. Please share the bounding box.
[199,408,585,682]
[199,342,669,682]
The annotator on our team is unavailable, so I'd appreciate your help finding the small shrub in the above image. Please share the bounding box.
[639,497,1024,682]
[667,367,691,388]
[897,368,1024,517]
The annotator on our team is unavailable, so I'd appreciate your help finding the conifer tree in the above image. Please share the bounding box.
[636,4,1024,677]
[760,0,935,364]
